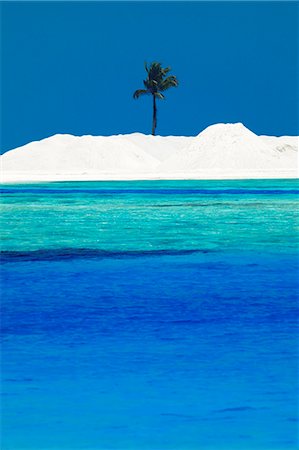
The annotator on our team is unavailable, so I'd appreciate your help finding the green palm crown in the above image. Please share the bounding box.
[133,62,178,135]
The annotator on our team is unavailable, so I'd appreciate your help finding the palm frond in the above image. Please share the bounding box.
[159,75,179,91]
[155,92,165,100]
[134,62,178,97]
[161,66,171,75]
[133,89,149,99]
[143,79,152,89]
[148,62,164,84]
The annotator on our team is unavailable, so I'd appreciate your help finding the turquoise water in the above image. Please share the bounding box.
[1,179,298,450]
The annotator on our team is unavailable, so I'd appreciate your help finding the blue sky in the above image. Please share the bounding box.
[1,1,298,152]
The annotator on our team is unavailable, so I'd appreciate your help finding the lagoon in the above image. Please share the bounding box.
[1,179,298,449]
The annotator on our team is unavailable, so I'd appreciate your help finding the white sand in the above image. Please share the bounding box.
[1,123,298,182]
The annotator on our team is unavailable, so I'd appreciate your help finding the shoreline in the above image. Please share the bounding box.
[1,170,298,183]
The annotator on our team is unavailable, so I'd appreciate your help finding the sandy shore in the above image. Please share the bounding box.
[1,170,298,183]
[1,123,298,182]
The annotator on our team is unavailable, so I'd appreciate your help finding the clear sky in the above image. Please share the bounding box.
[1,1,298,152]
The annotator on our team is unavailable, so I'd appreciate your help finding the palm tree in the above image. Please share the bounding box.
[133,62,178,136]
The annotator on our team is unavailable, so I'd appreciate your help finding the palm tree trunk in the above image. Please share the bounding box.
[152,94,157,136]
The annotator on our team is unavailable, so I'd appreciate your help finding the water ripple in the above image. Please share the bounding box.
[0,247,213,262]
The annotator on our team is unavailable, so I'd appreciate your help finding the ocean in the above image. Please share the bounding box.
[1,179,298,450]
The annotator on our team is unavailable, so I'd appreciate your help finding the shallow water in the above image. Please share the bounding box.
[1,179,298,450]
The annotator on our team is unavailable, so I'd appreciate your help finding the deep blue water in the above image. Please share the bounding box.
[1,179,298,450]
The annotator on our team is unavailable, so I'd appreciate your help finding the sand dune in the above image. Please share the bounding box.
[159,123,297,173]
[1,123,298,182]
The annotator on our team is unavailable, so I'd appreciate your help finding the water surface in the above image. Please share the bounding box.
[1,179,298,449]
